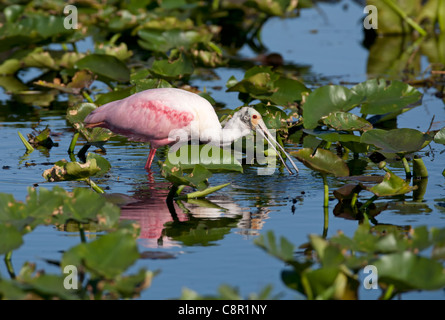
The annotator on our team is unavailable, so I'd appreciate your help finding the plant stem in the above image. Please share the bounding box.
[439,0,445,33]
[322,174,329,208]
[401,156,411,180]
[177,183,231,200]
[166,185,180,221]
[412,156,428,178]
[176,185,185,196]
[361,195,378,212]
[4,251,15,279]
[382,0,427,36]
[381,284,395,300]
[351,192,358,213]
[323,206,329,238]
[85,179,105,193]
[78,223,87,243]
[82,91,94,103]
[167,185,179,200]
[68,132,79,154]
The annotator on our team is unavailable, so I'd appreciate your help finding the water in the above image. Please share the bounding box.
[1,1,445,300]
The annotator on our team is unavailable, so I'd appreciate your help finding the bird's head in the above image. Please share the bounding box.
[227,107,299,175]
[237,107,263,131]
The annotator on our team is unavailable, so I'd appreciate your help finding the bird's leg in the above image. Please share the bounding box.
[144,148,157,171]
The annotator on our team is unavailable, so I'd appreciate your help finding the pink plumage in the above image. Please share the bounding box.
[84,88,222,170]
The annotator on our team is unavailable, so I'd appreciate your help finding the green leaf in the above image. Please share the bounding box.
[254,231,295,263]
[363,171,416,197]
[138,29,211,52]
[75,54,130,82]
[86,153,111,177]
[22,48,57,70]
[309,235,345,268]
[57,188,119,225]
[180,183,231,199]
[226,66,279,96]
[374,252,445,291]
[103,269,154,299]
[322,112,373,132]
[303,129,361,143]
[433,127,445,145]
[43,159,99,182]
[131,78,172,93]
[303,85,361,129]
[163,145,243,173]
[253,78,310,104]
[62,229,140,279]
[67,103,113,143]
[291,148,350,177]
[361,128,432,154]
[0,59,21,75]
[0,224,23,255]
[150,53,193,79]
[94,87,133,106]
[353,79,422,115]
[4,5,25,23]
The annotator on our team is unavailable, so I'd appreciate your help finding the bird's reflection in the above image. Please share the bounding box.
[107,183,270,248]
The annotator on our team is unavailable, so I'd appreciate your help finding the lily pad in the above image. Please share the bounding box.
[303,129,361,143]
[150,53,193,79]
[252,77,309,105]
[42,154,110,182]
[291,148,349,177]
[161,163,212,191]
[322,112,373,132]
[164,145,243,173]
[302,85,361,129]
[138,28,212,53]
[75,54,130,83]
[226,66,278,96]
[362,171,416,197]
[360,128,432,154]
[352,79,422,116]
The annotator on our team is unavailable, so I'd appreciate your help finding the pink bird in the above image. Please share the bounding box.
[84,88,299,174]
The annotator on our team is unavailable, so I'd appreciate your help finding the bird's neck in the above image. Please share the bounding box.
[199,116,251,147]
[218,127,251,146]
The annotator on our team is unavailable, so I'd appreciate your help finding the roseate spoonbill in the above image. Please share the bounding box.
[84,88,299,174]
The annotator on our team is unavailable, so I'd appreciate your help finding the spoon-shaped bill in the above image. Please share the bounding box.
[256,122,299,175]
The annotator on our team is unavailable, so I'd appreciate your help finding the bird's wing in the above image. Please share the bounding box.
[85,95,195,144]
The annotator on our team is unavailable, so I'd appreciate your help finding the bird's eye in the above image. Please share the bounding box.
[252,115,258,119]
